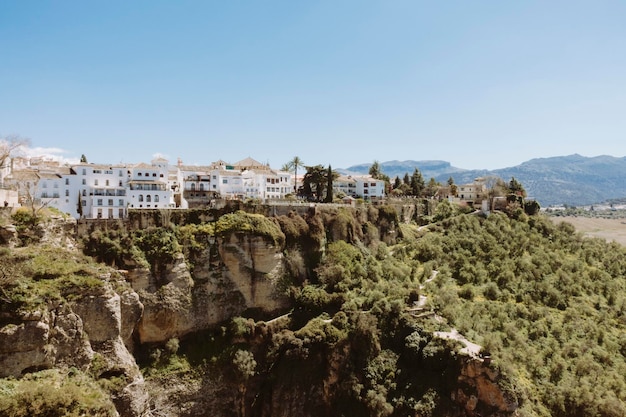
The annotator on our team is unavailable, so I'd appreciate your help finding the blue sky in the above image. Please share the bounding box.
[1,1,625,170]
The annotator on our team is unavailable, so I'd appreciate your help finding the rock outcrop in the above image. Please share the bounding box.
[135,233,289,344]
[453,358,519,416]
[0,281,149,417]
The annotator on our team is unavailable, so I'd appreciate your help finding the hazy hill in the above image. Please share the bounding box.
[342,154,626,207]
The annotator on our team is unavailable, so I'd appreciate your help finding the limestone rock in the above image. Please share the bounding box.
[119,290,144,351]
[218,232,289,311]
[73,291,122,343]
[453,358,519,416]
[136,233,288,344]
[0,321,52,377]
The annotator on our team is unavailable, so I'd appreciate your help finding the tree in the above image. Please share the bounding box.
[447,176,458,197]
[325,165,334,203]
[369,161,382,179]
[77,194,83,218]
[302,165,327,202]
[403,173,410,186]
[80,154,88,163]
[424,177,440,198]
[393,176,402,190]
[0,135,29,187]
[410,168,425,197]
[508,177,526,197]
[482,176,507,211]
[284,156,304,194]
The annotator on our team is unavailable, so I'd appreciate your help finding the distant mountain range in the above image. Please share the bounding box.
[340,154,626,207]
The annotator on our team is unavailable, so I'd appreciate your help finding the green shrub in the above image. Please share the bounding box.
[215,210,285,246]
[0,369,116,417]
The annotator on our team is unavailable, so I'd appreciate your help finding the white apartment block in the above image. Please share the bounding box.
[334,175,386,199]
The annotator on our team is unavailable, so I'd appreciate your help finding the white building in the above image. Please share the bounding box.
[5,155,295,218]
[334,175,385,199]
[72,163,128,219]
[126,159,175,210]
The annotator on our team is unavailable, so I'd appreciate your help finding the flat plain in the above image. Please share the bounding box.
[552,216,626,247]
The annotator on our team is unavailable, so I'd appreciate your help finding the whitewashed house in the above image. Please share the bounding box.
[126,159,174,210]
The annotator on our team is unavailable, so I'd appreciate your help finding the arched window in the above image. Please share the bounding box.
[199,183,204,191]
[155,195,159,202]
[139,195,144,202]
[146,195,151,202]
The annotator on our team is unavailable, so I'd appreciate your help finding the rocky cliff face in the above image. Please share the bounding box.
[131,232,288,344]
[0,280,150,417]
[453,359,519,417]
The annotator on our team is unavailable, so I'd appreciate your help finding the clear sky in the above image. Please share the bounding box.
[1,1,625,170]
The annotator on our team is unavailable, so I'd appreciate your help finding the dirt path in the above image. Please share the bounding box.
[433,329,482,357]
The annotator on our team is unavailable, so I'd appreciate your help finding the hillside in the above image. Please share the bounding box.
[1,202,626,416]
[343,154,626,207]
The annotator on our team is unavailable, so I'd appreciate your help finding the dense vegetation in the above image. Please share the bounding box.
[0,369,116,417]
[130,206,626,416]
[2,201,626,416]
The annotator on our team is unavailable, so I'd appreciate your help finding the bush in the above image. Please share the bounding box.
[215,210,285,246]
[0,369,116,417]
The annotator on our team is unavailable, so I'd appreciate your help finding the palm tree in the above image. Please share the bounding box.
[287,156,304,194]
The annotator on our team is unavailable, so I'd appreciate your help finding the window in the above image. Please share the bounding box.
[82,179,86,185]
[94,179,99,186]
[152,173,156,177]
[105,170,113,174]
[93,169,101,174]
[108,199,114,206]
[146,195,151,202]
[82,168,86,175]
[199,183,204,191]
[65,190,69,197]
[364,183,369,188]
[138,172,142,176]
[65,178,69,185]
[82,189,86,196]
[97,199,103,206]
[139,195,144,202]
[191,183,195,190]
[119,171,123,176]
[371,183,376,187]
[82,200,86,206]
[119,199,124,206]
[154,195,159,202]
[222,179,227,184]
[119,181,123,187]
[106,180,109,186]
